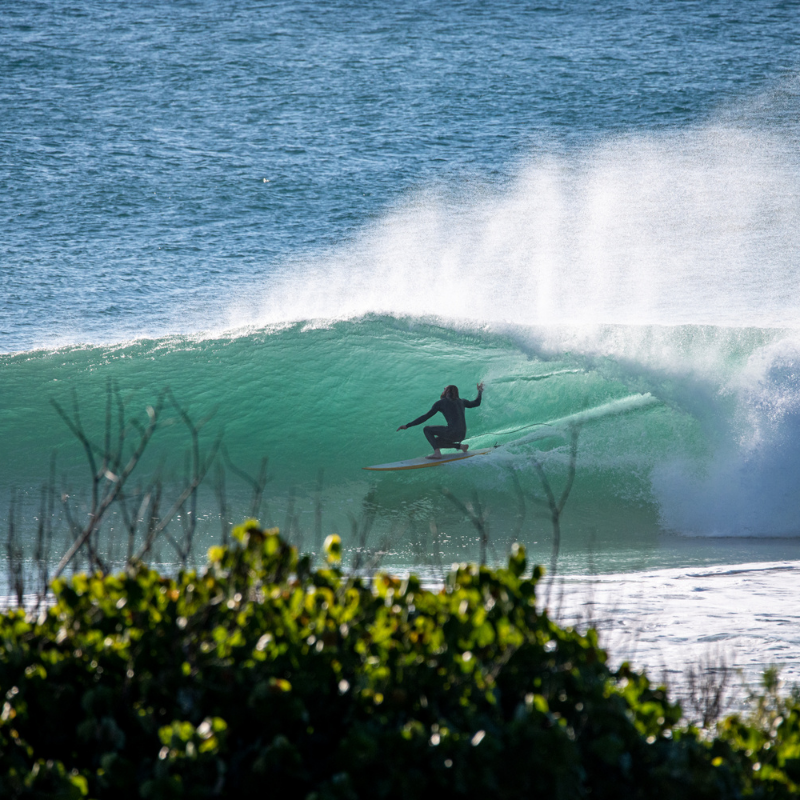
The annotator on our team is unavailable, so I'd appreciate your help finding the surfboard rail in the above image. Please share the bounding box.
[363,447,495,471]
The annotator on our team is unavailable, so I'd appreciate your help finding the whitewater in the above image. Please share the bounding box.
[3,0,800,695]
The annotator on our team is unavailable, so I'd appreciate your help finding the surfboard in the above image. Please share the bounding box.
[363,447,495,472]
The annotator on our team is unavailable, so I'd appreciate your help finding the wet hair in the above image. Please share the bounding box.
[444,385,459,400]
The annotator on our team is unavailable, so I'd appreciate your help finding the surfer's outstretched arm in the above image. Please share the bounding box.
[397,401,442,432]
[463,382,484,409]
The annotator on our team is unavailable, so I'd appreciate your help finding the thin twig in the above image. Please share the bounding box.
[441,487,490,566]
[53,395,164,578]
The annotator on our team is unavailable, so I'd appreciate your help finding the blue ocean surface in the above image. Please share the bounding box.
[3,0,800,577]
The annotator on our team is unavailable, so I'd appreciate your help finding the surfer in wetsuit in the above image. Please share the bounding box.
[397,383,484,460]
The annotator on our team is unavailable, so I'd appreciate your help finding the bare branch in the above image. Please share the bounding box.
[557,423,582,514]
[525,423,583,604]
[53,395,164,579]
[6,490,24,607]
[507,468,527,548]
[214,463,230,547]
[441,487,490,566]
[133,434,221,562]
[684,651,731,728]
[221,447,271,522]
[314,469,324,557]
[349,486,378,573]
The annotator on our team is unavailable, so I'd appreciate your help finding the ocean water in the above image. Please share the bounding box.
[4,1,800,680]
[549,559,800,711]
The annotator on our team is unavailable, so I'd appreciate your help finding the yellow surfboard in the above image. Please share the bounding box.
[363,447,495,472]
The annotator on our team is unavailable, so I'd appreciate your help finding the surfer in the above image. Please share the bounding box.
[397,383,484,459]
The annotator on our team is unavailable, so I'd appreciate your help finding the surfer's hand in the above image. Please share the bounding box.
[397,425,407,431]
[477,382,484,393]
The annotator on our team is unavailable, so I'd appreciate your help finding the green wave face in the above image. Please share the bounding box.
[2,317,798,571]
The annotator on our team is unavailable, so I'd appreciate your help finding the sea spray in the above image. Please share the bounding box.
[242,124,800,331]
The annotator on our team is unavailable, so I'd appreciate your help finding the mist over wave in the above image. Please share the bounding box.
[241,120,800,332]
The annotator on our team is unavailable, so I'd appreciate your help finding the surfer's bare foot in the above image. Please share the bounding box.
[426,450,443,460]
[460,444,469,452]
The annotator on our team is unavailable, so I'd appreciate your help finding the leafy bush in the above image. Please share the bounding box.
[1,522,799,798]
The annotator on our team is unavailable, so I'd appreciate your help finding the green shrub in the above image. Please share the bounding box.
[0,522,798,798]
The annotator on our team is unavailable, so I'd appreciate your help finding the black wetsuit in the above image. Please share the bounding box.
[405,393,482,451]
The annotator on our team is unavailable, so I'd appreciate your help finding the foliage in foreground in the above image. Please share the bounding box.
[1,524,800,799]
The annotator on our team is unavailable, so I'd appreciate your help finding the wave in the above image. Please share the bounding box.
[2,318,800,557]
[4,97,800,554]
